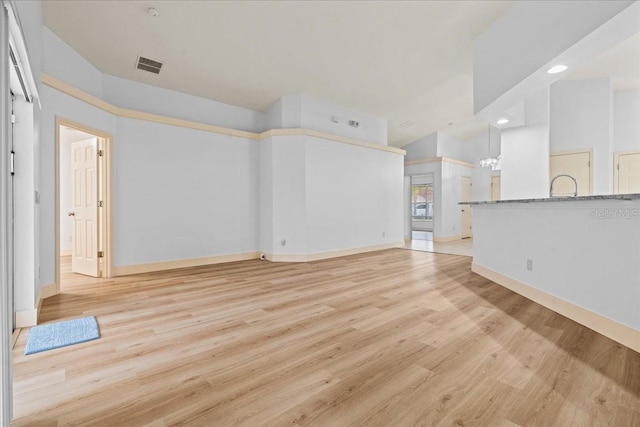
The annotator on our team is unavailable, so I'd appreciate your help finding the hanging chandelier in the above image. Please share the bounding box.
[480,125,501,170]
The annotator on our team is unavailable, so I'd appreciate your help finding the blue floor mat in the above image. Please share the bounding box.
[25,316,100,355]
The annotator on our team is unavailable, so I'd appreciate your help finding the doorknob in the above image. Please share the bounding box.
[68,212,75,217]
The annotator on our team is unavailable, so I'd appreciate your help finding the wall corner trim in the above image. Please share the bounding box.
[472,262,640,353]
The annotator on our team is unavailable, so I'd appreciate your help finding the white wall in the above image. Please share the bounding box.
[264,98,283,131]
[13,97,35,311]
[114,117,258,266]
[260,135,404,256]
[403,132,437,161]
[550,78,613,194]
[305,137,403,252]
[436,132,465,160]
[501,89,550,200]
[267,136,307,256]
[102,74,265,133]
[258,139,273,255]
[42,26,102,98]
[403,176,411,240]
[279,94,388,145]
[473,200,640,330]
[614,89,640,153]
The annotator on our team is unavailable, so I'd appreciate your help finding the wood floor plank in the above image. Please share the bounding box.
[11,250,640,426]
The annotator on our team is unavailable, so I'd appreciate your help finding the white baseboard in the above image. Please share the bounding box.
[472,262,640,353]
[266,241,404,263]
[39,283,57,300]
[112,252,260,276]
[433,235,462,243]
[15,283,57,328]
[15,310,37,328]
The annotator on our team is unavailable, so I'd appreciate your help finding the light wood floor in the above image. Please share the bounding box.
[12,250,640,426]
[404,237,473,257]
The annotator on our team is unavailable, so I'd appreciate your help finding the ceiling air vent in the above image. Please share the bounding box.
[399,120,416,128]
[136,56,163,74]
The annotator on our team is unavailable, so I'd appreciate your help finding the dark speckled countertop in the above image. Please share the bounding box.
[460,194,640,205]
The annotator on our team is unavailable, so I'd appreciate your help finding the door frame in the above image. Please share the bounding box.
[549,149,593,195]
[55,116,113,292]
[613,150,640,194]
[408,173,435,234]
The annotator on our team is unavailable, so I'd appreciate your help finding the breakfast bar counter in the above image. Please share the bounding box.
[461,194,640,352]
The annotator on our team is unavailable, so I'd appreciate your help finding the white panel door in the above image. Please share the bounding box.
[460,176,472,238]
[71,139,99,277]
[617,152,640,194]
[550,151,591,196]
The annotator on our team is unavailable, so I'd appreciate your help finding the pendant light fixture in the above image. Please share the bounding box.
[480,125,501,170]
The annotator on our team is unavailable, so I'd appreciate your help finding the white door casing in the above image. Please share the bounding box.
[71,139,99,277]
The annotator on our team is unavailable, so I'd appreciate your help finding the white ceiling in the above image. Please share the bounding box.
[42,1,514,147]
[564,32,640,90]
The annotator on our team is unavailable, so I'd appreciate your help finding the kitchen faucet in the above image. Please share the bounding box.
[549,174,578,197]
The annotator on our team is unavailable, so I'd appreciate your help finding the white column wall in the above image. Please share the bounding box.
[500,89,550,200]
[305,137,403,253]
[614,89,640,153]
[550,78,613,194]
[269,136,308,256]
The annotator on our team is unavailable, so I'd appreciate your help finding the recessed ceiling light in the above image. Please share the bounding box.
[496,118,509,125]
[547,64,568,74]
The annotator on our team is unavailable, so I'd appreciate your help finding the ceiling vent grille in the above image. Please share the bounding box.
[398,120,416,128]
[136,56,163,74]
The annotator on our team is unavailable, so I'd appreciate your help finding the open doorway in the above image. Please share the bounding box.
[409,174,434,242]
[56,118,113,293]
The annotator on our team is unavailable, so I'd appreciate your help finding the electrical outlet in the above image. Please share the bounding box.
[527,259,533,271]
[281,239,286,247]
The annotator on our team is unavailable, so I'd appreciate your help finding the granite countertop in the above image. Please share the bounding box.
[460,193,640,205]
